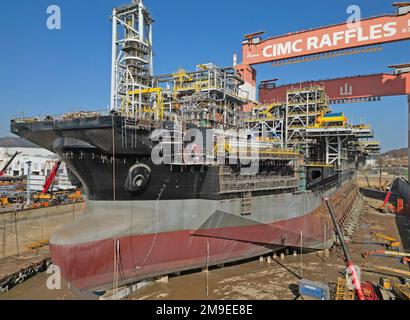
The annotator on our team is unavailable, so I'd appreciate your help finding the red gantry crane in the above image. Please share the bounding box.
[234,2,410,299]
[237,3,410,102]
[235,2,410,212]
[258,64,410,104]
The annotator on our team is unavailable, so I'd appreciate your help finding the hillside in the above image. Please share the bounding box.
[381,148,407,159]
[0,137,39,148]
[380,147,408,166]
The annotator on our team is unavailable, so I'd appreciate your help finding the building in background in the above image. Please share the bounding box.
[365,158,377,167]
[0,147,75,191]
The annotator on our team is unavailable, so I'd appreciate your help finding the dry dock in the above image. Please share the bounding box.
[1,192,409,300]
[0,202,84,294]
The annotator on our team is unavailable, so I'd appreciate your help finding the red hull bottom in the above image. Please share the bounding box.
[50,184,359,291]
[50,212,332,291]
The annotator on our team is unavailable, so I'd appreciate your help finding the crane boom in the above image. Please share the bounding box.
[324,198,365,300]
[0,151,21,177]
[42,160,62,194]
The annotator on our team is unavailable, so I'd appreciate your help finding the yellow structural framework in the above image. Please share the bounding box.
[311,112,348,128]
[128,87,162,95]
[125,87,165,120]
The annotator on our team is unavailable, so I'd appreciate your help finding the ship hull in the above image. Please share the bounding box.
[50,182,357,292]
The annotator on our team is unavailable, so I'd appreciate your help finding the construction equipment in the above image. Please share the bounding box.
[324,197,365,300]
[68,189,82,202]
[396,199,404,215]
[0,151,21,177]
[376,178,405,214]
[42,160,62,194]
[361,282,379,300]
[362,250,410,259]
[393,283,410,300]
[0,195,9,206]
[379,278,392,290]
[298,279,330,300]
[373,233,401,250]
[379,186,393,209]
[27,240,49,254]
[335,277,355,300]
[32,193,54,207]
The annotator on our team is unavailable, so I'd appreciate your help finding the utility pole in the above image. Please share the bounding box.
[407,95,410,215]
[26,161,32,207]
[379,155,382,190]
[408,95,410,182]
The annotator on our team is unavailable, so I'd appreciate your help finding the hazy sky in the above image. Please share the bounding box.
[0,0,408,152]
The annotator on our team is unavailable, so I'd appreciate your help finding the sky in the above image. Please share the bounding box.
[0,0,408,152]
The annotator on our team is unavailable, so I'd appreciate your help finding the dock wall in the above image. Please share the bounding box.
[0,203,84,259]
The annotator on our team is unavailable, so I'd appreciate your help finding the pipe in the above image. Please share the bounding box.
[368,265,410,278]
[138,1,144,42]
[362,250,410,258]
[26,161,32,207]
[110,8,117,111]
[324,197,365,300]
[408,95,410,202]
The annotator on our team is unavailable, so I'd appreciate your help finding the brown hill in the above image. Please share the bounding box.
[0,137,39,148]
[382,148,407,159]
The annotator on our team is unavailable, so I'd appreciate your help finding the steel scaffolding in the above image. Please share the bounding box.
[110,0,154,114]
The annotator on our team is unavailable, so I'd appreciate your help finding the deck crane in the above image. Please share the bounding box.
[0,151,21,177]
[42,159,62,194]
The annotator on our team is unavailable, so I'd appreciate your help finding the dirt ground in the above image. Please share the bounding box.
[1,196,409,300]
[128,196,410,300]
[356,175,395,190]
